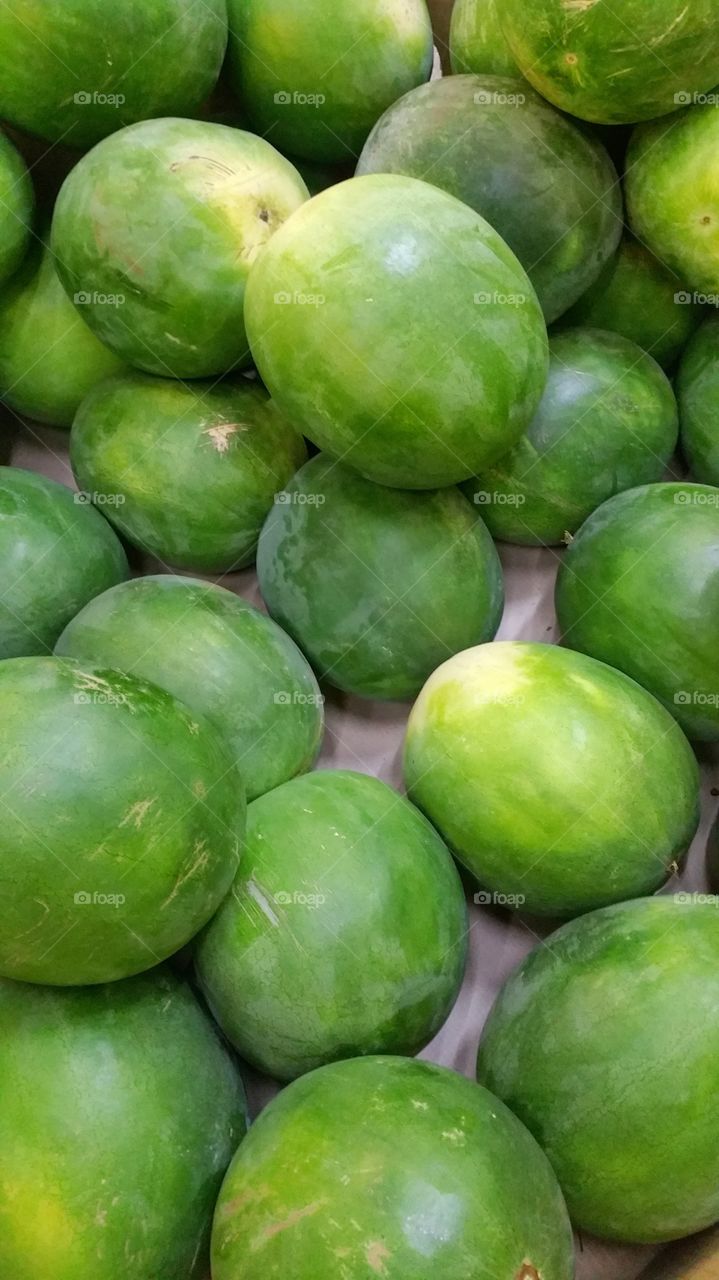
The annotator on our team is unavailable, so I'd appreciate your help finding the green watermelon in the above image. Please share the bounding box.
[404,642,699,917]
[559,236,702,371]
[0,1,228,146]
[71,372,306,572]
[56,575,323,801]
[212,1056,574,1279]
[556,482,719,740]
[0,969,246,1280]
[0,130,33,287]
[0,238,126,428]
[257,454,503,698]
[0,467,128,658]
[466,328,678,545]
[246,174,549,489]
[499,0,719,124]
[357,75,622,324]
[226,0,433,163]
[0,655,244,984]
[478,897,719,1242]
[677,314,719,484]
[449,0,519,76]
[196,771,467,1081]
[627,102,719,294]
[51,119,309,378]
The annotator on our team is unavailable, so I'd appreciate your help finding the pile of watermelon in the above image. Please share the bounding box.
[1,0,719,1276]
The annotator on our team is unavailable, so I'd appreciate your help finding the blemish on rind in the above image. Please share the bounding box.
[516,1263,541,1280]
[366,1240,391,1274]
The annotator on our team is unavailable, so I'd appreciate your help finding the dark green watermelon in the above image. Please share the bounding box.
[677,314,719,484]
[0,129,33,287]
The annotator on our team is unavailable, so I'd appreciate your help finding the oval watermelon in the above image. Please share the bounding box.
[555,482,719,740]
[677,314,719,485]
[56,575,323,801]
[0,656,245,984]
[212,1055,574,1279]
[478,897,719,1242]
[449,0,519,76]
[0,968,246,1280]
[0,130,33,288]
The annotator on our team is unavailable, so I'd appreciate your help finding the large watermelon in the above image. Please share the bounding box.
[357,75,622,323]
[246,174,549,489]
[0,656,244,984]
[478,897,719,1242]
[0,969,246,1280]
[677,314,719,485]
[555,482,719,740]
[212,1056,574,1279]
[449,0,519,76]
[0,129,33,287]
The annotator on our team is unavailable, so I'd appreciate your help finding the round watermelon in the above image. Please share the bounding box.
[0,467,128,658]
[627,102,719,294]
[51,119,309,378]
[0,238,126,428]
[212,1056,574,1279]
[0,656,244,984]
[357,75,622,324]
[478,897,719,1242]
[0,0,228,146]
[257,454,504,699]
[0,130,33,288]
[71,372,306,572]
[467,328,678,545]
[56,575,323,802]
[555,482,719,740]
[449,0,519,76]
[560,236,701,371]
[246,174,549,489]
[677,314,719,484]
[196,771,467,1080]
[0,968,246,1280]
[226,0,433,163]
[499,0,719,124]
[404,642,699,917]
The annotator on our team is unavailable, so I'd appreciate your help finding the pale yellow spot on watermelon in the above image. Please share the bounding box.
[119,797,157,829]
[203,422,243,453]
[366,1240,391,1273]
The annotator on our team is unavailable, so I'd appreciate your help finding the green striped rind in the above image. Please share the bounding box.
[51,119,309,378]
[0,970,246,1280]
[0,0,228,146]
[0,130,33,287]
[212,1056,574,1279]
[257,454,504,699]
[357,76,622,323]
[404,641,699,916]
[677,314,719,484]
[467,327,678,545]
[226,0,433,163]
[56,575,324,801]
[0,656,245,984]
[449,0,519,75]
[555,482,719,740]
[246,174,549,489]
[0,467,128,658]
[71,372,306,572]
[195,771,467,1080]
[478,897,719,1242]
[500,0,719,124]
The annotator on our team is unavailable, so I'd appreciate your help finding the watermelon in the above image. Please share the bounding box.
[257,454,504,699]
[196,771,467,1081]
[56,575,324,802]
[226,0,433,163]
[0,238,126,428]
[449,0,518,76]
[246,174,549,489]
[478,897,719,1242]
[556,482,719,740]
[0,655,244,984]
[499,0,719,124]
[0,969,246,1280]
[71,372,306,572]
[357,75,622,324]
[404,642,699,917]
[467,328,678,546]
[627,102,719,294]
[0,0,228,146]
[51,118,309,378]
[212,1056,574,1279]
[559,236,702,371]
[0,130,33,287]
[0,467,128,658]
[677,314,719,484]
